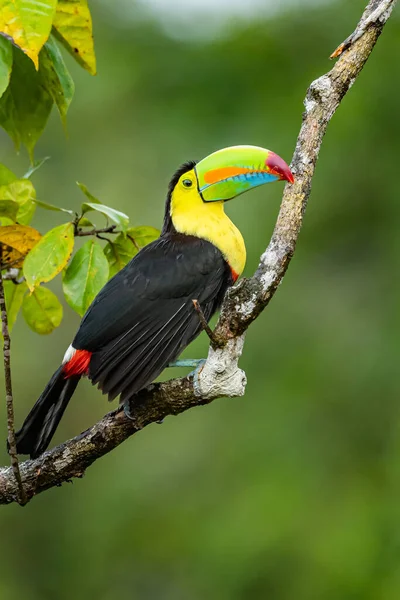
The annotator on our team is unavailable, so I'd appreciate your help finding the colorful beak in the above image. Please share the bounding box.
[195,145,294,202]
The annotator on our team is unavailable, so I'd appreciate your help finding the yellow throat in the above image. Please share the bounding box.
[169,168,246,278]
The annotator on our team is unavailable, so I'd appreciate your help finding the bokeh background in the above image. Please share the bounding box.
[1,0,400,598]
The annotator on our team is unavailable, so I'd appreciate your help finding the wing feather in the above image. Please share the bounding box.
[100,302,187,398]
[73,234,232,402]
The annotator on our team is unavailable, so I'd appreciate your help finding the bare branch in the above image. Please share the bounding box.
[0,375,219,504]
[192,299,223,350]
[74,225,120,237]
[331,0,396,58]
[0,264,26,505]
[0,0,395,505]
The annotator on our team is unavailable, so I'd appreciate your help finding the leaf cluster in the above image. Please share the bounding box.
[0,2,161,337]
[0,0,97,159]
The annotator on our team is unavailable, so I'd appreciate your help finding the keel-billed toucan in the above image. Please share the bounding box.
[15,145,294,458]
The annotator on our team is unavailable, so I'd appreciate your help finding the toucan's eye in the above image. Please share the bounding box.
[182,179,193,188]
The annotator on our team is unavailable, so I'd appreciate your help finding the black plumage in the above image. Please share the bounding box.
[14,368,80,458]
[80,233,232,401]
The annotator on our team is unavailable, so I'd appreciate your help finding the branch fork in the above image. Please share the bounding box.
[193,335,247,399]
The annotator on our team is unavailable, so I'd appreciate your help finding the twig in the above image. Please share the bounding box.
[0,0,395,505]
[74,225,120,237]
[192,299,223,349]
[127,234,140,252]
[0,262,26,505]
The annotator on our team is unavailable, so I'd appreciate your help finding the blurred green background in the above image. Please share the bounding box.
[1,0,400,598]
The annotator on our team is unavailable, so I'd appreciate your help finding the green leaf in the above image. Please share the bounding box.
[23,222,74,291]
[0,163,17,185]
[128,226,160,248]
[0,200,18,220]
[104,235,138,278]
[41,36,74,127]
[16,197,36,225]
[53,0,96,75]
[77,182,101,204]
[0,47,53,160]
[78,182,130,233]
[22,286,63,334]
[0,216,14,226]
[0,36,12,99]
[34,198,75,216]
[12,180,36,225]
[4,280,27,332]
[0,179,36,224]
[23,156,50,179]
[77,216,94,227]
[0,0,57,69]
[63,239,109,316]
[81,202,130,233]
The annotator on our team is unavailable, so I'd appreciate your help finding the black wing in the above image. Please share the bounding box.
[73,234,232,402]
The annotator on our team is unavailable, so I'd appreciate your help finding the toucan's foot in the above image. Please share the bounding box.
[189,359,207,394]
[167,359,206,369]
[168,358,207,388]
[123,401,134,421]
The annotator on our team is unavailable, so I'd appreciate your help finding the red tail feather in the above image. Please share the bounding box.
[63,349,92,377]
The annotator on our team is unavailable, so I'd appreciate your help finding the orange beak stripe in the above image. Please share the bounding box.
[203,166,270,184]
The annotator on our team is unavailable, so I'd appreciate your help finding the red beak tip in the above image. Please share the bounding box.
[287,172,295,184]
[266,152,294,185]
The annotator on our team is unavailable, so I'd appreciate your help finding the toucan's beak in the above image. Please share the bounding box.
[195,145,294,202]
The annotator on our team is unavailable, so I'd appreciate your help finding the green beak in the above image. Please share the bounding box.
[195,145,294,202]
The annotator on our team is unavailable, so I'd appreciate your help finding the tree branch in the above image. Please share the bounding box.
[0,0,396,505]
[0,263,26,505]
[74,224,120,237]
[331,0,396,58]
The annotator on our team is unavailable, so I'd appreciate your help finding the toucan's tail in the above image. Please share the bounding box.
[14,367,81,459]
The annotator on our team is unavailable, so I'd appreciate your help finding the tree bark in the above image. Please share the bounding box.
[0,0,396,506]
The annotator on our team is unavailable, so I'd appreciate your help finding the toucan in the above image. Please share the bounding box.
[14,145,294,458]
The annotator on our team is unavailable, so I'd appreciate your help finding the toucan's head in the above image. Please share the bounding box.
[168,145,293,202]
[164,145,293,237]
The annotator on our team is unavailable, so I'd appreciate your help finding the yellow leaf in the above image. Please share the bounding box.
[53,0,96,75]
[0,224,41,268]
[0,0,57,69]
[23,222,74,291]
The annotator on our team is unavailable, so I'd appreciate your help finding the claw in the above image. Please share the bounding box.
[167,358,206,388]
[123,401,134,421]
[191,359,207,395]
